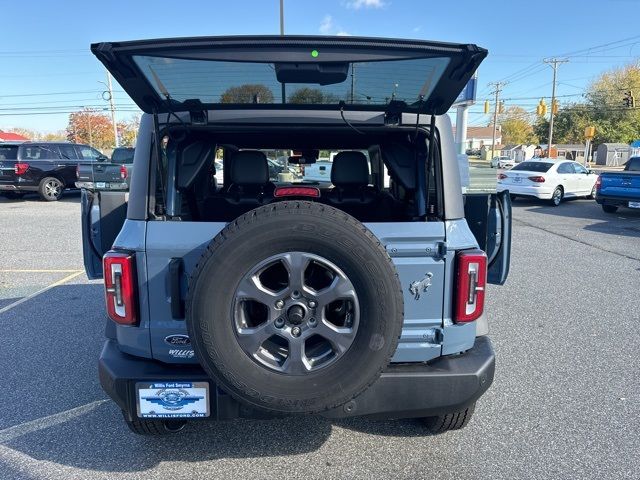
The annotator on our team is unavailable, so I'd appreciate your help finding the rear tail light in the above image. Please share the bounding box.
[14,163,29,175]
[498,173,507,180]
[528,176,546,183]
[120,165,128,180]
[103,251,137,325]
[454,249,487,323]
[595,175,602,192]
[274,186,320,198]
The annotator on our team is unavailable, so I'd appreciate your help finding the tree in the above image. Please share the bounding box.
[288,88,325,104]
[66,109,114,150]
[497,106,537,145]
[584,62,640,145]
[117,115,140,147]
[220,84,274,104]
[41,131,67,142]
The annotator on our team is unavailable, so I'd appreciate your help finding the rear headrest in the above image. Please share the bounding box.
[331,151,369,187]
[230,150,269,185]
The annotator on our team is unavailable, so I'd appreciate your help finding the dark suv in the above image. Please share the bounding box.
[0,141,107,201]
[84,35,511,436]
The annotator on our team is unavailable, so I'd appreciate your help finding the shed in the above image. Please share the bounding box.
[595,143,629,166]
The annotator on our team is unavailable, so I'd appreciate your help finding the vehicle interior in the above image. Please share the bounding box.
[155,126,442,223]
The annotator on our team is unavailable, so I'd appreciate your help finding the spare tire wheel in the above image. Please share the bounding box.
[186,201,403,414]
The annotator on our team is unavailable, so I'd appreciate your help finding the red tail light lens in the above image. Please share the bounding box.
[528,176,546,183]
[14,163,29,175]
[595,175,602,192]
[274,186,320,198]
[120,165,128,180]
[454,249,487,323]
[103,251,137,325]
[498,173,507,180]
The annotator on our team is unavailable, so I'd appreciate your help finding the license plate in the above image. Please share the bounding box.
[95,182,106,189]
[629,202,640,209]
[514,177,522,183]
[136,381,210,419]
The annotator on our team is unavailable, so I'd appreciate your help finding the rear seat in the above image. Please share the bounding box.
[201,150,275,221]
[324,151,392,221]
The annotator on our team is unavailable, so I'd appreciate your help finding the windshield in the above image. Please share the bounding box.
[625,157,640,171]
[111,148,135,164]
[133,55,450,107]
[0,145,19,160]
[511,162,553,173]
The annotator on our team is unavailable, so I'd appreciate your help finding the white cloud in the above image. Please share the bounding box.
[319,15,334,34]
[319,14,351,36]
[345,0,387,10]
[412,26,422,33]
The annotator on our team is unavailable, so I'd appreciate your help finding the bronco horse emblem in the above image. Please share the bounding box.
[409,272,433,300]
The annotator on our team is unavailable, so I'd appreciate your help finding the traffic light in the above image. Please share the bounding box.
[484,100,490,114]
[537,99,547,116]
[498,101,505,114]
[624,90,635,108]
[552,99,559,115]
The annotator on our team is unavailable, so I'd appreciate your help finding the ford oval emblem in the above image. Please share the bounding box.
[164,334,191,346]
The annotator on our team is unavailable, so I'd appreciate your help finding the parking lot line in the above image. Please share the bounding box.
[0,269,82,273]
[0,400,107,444]
[0,270,85,315]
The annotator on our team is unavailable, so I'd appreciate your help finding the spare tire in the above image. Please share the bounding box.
[186,201,403,414]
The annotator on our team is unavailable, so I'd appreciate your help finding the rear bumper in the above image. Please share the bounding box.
[99,336,495,422]
[595,194,640,207]
[497,184,553,199]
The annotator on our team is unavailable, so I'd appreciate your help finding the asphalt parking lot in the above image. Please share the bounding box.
[0,191,639,480]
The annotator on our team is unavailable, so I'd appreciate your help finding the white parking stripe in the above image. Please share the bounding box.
[0,270,84,315]
[0,400,107,444]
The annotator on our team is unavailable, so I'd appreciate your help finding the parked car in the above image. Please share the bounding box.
[302,160,333,183]
[497,160,598,206]
[495,156,516,169]
[76,146,134,191]
[0,141,107,201]
[595,156,640,213]
[84,34,511,436]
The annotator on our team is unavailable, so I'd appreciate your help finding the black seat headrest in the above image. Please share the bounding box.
[331,151,369,187]
[229,150,269,185]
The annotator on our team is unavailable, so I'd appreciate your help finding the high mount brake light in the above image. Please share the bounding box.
[454,249,487,323]
[103,251,137,325]
[274,186,320,198]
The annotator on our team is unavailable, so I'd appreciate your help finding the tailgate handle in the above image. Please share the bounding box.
[169,258,184,320]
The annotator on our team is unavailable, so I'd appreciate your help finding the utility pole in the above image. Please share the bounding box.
[544,58,568,156]
[99,72,119,148]
[488,81,506,160]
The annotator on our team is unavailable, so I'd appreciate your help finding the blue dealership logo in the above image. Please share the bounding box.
[142,388,204,411]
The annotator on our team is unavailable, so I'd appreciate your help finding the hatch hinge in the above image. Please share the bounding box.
[435,241,447,260]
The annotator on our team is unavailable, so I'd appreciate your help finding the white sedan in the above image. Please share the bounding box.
[497,160,598,206]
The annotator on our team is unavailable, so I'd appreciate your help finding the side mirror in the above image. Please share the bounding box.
[588,169,595,175]
[97,155,109,162]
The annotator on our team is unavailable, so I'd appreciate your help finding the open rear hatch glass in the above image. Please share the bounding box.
[91,35,487,115]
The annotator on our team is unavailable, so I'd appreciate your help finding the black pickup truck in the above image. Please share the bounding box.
[76,146,134,191]
[0,141,107,201]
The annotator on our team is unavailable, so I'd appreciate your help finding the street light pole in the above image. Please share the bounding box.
[99,72,119,148]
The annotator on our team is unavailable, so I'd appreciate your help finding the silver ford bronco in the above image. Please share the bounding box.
[82,35,511,435]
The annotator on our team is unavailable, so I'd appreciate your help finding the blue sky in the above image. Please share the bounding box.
[1,0,639,132]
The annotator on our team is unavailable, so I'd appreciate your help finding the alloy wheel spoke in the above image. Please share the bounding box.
[283,337,310,374]
[314,275,356,309]
[317,321,355,354]
[236,322,277,354]
[236,275,278,306]
[281,252,308,291]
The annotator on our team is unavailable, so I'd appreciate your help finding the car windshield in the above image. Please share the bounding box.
[0,145,19,160]
[625,157,640,171]
[511,162,553,172]
[111,148,135,164]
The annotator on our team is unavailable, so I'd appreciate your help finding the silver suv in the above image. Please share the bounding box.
[82,35,511,435]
